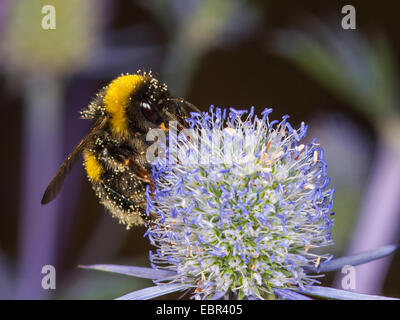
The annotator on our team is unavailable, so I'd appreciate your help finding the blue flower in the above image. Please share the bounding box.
[146,106,335,299]
[82,107,398,300]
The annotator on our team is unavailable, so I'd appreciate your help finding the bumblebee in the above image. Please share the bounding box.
[41,71,199,229]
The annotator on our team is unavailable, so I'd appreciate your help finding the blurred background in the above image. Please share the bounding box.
[1,0,400,299]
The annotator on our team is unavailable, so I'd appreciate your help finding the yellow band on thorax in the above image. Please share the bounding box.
[103,74,144,139]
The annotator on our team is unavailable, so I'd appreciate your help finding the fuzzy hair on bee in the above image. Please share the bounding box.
[41,70,200,229]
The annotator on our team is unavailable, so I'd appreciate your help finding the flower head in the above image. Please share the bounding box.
[146,106,335,300]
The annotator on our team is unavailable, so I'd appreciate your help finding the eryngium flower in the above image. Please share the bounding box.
[146,106,335,300]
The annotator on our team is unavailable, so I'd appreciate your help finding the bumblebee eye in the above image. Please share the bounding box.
[140,102,161,124]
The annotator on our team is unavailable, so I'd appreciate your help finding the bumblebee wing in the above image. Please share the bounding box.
[41,118,108,205]
[41,140,85,204]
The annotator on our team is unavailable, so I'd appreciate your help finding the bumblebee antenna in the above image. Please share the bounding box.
[169,98,201,113]
[183,100,201,113]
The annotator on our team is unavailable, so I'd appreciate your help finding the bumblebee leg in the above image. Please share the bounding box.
[106,145,155,193]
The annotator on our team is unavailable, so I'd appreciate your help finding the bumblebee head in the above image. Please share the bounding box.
[102,73,199,137]
[127,74,199,132]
